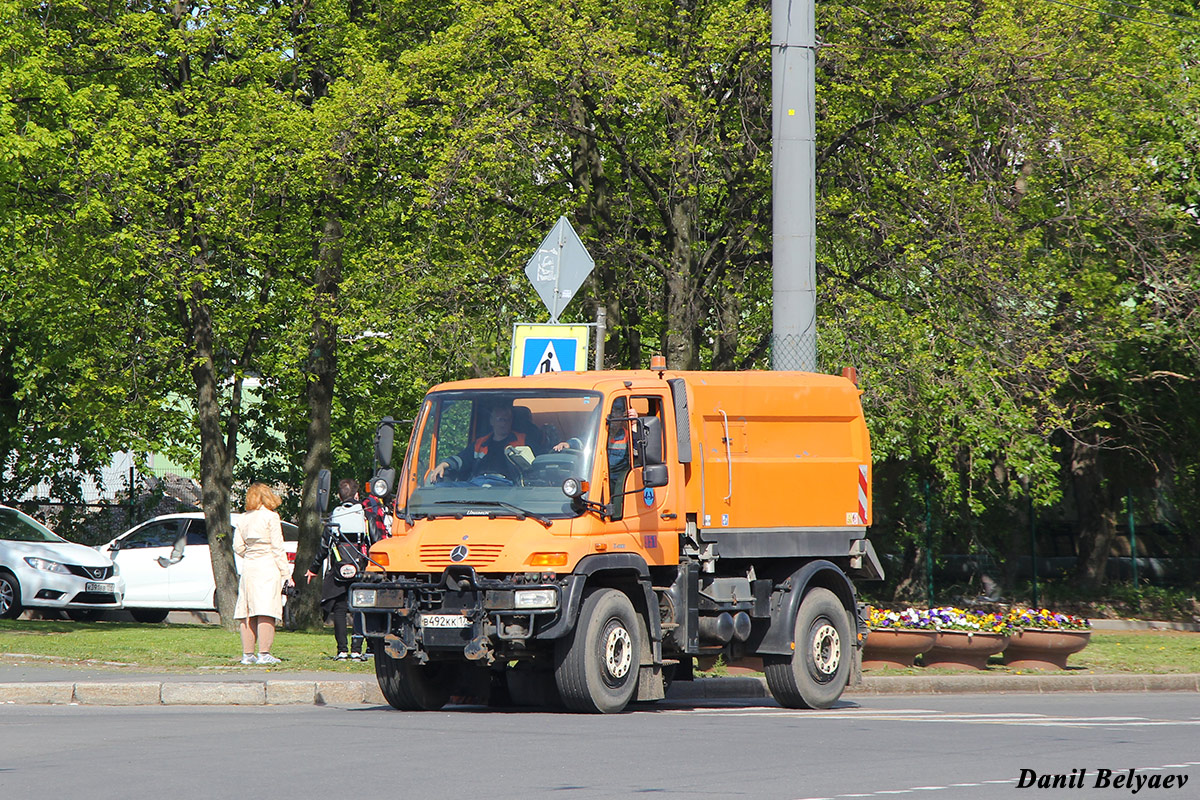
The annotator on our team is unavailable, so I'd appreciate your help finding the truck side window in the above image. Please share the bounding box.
[607,398,632,518]
[630,396,665,467]
[419,399,471,482]
[606,395,667,519]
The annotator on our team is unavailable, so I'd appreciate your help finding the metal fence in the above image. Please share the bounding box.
[5,467,201,547]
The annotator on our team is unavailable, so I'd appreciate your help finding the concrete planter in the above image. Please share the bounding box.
[1003,629,1091,670]
[922,630,1010,670]
[862,629,938,670]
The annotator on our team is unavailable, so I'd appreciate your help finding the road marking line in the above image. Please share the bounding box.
[667,707,1200,729]
[793,763,1197,800]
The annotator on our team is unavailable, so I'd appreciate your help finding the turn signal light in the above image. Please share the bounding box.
[528,552,568,568]
[369,550,389,567]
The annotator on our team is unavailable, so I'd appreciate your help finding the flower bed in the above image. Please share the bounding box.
[1002,607,1092,669]
[1005,607,1091,631]
[864,605,1090,671]
[867,606,1013,635]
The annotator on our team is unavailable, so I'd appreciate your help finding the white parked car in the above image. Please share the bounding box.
[0,505,125,620]
[100,512,299,623]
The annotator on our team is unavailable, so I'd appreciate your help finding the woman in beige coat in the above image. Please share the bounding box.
[235,483,294,664]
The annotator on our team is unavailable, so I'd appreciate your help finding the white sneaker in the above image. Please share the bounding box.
[256,653,282,665]
[335,652,350,661]
[240,654,257,665]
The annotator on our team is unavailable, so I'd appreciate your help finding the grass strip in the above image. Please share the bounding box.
[2,622,1196,675]
[0,619,373,672]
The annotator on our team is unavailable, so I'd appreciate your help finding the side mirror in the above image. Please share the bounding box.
[638,416,664,466]
[643,464,669,488]
[375,417,396,468]
[316,469,331,513]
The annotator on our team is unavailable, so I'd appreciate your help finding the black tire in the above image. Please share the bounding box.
[554,588,641,713]
[131,608,170,624]
[0,572,21,619]
[374,650,456,711]
[763,587,851,709]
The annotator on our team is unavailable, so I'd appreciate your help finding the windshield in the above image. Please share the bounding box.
[0,508,67,543]
[404,389,602,518]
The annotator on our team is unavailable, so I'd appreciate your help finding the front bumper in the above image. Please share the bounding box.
[19,568,125,610]
[348,568,564,663]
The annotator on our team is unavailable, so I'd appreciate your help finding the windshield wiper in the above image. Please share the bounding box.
[433,499,553,528]
[398,507,426,525]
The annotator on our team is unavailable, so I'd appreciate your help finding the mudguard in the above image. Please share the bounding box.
[536,553,661,649]
[753,560,858,656]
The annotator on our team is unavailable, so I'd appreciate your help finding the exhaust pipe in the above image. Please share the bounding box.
[699,612,735,644]
[731,611,752,642]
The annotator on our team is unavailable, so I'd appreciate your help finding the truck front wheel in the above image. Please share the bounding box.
[764,587,850,709]
[554,588,641,713]
[375,648,456,711]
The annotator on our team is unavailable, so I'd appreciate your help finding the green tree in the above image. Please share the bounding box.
[816,0,1200,591]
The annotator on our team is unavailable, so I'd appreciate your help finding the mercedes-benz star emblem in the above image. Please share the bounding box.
[449,545,469,562]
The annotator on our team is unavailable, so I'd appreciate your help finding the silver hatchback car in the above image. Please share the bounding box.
[0,505,125,620]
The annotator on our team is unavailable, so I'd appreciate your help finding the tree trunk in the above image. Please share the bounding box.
[1072,434,1118,591]
[890,541,927,603]
[187,285,241,632]
[664,197,701,370]
[291,200,342,630]
[0,325,19,498]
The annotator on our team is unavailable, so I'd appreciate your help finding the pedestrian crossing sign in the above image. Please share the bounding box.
[510,324,590,377]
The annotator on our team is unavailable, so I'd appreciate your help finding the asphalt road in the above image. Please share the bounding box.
[1,693,1197,799]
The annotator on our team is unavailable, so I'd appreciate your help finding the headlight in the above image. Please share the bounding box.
[25,557,70,574]
[351,588,378,608]
[514,588,557,609]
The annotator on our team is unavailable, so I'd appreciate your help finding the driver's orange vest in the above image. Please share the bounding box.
[473,431,526,457]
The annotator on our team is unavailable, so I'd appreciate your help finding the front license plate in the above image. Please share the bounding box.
[85,582,113,593]
[420,614,470,629]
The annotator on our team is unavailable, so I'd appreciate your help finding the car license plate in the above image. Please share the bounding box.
[420,614,470,629]
[85,582,113,593]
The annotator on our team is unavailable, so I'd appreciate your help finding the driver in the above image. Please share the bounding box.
[430,402,540,482]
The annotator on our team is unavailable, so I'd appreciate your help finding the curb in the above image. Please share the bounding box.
[0,679,386,707]
[2,674,1197,707]
[1088,619,1200,632]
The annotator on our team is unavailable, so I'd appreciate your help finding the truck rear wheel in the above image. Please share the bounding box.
[554,588,641,713]
[764,587,850,709]
[375,649,456,711]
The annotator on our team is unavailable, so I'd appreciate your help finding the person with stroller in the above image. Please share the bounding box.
[304,478,383,660]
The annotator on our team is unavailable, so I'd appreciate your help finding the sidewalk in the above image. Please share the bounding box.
[2,617,1195,707]
[1,654,1197,707]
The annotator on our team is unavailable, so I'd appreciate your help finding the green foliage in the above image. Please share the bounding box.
[0,0,1197,596]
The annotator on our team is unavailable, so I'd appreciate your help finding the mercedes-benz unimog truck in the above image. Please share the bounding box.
[349,362,883,712]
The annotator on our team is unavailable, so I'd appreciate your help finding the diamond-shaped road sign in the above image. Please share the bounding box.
[524,216,595,322]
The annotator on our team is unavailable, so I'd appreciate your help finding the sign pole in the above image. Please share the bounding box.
[594,306,606,369]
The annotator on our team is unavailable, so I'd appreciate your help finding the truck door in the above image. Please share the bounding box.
[606,394,675,563]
